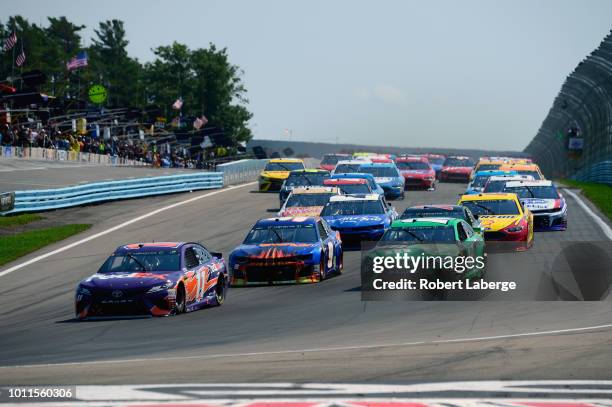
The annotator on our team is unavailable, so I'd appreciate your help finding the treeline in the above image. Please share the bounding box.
[0,16,252,144]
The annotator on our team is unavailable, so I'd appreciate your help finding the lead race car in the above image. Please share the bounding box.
[75,242,228,319]
[229,217,343,285]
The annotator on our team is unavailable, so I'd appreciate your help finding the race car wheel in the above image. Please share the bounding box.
[214,276,226,306]
[319,255,326,281]
[336,249,343,274]
[174,284,186,314]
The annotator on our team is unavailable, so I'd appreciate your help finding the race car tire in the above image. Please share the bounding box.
[214,275,226,306]
[336,249,343,274]
[319,255,326,281]
[174,284,186,314]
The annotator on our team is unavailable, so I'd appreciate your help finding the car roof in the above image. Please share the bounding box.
[329,194,380,202]
[459,193,518,201]
[358,162,397,168]
[288,169,329,174]
[474,170,517,176]
[504,180,553,188]
[256,217,318,227]
[499,164,541,170]
[408,204,463,211]
[116,242,184,253]
[392,217,458,228]
[269,158,304,163]
[324,178,368,185]
[487,175,534,181]
[337,159,370,165]
[291,186,339,194]
[396,156,428,162]
[331,172,375,180]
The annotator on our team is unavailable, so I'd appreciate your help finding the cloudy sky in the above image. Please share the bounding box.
[7,0,612,150]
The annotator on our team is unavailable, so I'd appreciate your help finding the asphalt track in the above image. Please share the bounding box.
[0,181,611,385]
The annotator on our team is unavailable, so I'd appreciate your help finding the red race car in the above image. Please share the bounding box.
[439,156,475,183]
[395,156,436,190]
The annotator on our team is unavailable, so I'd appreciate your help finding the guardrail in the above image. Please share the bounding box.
[1,146,147,166]
[0,172,223,215]
[217,159,269,185]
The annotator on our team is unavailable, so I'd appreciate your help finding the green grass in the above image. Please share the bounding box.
[0,213,43,228]
[562,179,612,220]
[0,224,91,266]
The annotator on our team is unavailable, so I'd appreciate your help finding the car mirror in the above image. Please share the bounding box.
[210,251,223,259]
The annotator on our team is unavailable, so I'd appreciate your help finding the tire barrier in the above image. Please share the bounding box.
[524,30,612,184]
[0,172,223,215]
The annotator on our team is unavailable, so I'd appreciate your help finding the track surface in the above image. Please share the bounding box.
[0,158,192,192]
[0,182,611,384]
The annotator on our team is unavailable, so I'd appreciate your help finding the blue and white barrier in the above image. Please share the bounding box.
[1,172,223,215]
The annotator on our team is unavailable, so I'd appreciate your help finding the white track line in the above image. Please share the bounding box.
[2,322,612,369]
[564,188,612,240]
[0,182,256,279]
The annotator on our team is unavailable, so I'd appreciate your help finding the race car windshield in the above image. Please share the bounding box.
[264,162,304,171]
[443,158,474,167]
[321,155,344,165]
[244,225,318,244]
[428,157,445,165]
[336,183,372,195]
[396,161,430,170]
[503,185,559,199]
[98,251,180,273]
[321,200,385,216]
[516,170,542,180]
[285,193,334,207]
[483,180,509,193]
[402,207,465,221]
[358,167,399,177]
[381,226,456,243]
[477,164,502,171]
[472,175,493,188]
[461,200,520,216]
[334,164,361,174]
[285,173,329,187]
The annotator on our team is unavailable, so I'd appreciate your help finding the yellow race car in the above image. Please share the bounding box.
[458,192,534,251]
[259,158,305,192]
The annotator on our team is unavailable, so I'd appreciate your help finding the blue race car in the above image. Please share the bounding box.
[357,162,405,199]
[75,242,228,319]
[321,194,398,248]
[229,217,343,285]
[465,170,517,194]
[330,173,385,196]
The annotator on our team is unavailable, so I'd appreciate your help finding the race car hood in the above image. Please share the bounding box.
[519,198,564,211]
[280,206,324,217]
[323,214,389,229]
[82,272,179,290]
[232,243,319,260]
[442,166,472,174]
[477,215,522,232]
[260,171,290,180]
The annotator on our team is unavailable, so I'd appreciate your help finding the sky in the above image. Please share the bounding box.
[6,0,612,151]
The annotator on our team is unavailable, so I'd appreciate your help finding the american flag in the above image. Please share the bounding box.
[193,115,208,129]
[66,51,88,71]
[15,48,26,67]
[172,98,183,110]
[3,31,16,52]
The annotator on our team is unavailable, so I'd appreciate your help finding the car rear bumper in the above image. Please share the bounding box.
[231,263,320,285]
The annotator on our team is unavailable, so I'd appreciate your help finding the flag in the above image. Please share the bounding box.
[66,51,88,71]
[15,48,26,67]
[193,115,208,129]
[172,98,183,110]
[3,31,16,52]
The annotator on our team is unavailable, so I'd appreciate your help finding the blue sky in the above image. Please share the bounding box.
[7,0,612,150]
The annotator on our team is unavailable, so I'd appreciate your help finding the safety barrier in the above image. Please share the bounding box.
[0,146,147,166]
[217,159,269,185]
[0,172,223,215]
[571,160,612,184]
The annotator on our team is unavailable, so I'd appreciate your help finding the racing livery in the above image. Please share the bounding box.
[75,242,228,319]
[439,156,475,183]
[502,180,568,231]
[278,169,330,205]
[278,186,340,217]
[357,162,405,199]
[229,217,343,285]
[259,158,305,192]
[458,193,534,250]
[321,194,398,247]
[395,156,436,190]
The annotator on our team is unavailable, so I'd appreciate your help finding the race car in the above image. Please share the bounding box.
[259,158,305,192]
[75,242,228,319]
[330,173,385,196]
[357,162,405,199]
[332,159,371,175]
[499,163,545,180]
[469,159,505,180]
[278,169,330,205]
[229,217,343,285]
[482,174,535,193]
[320,153,350,171]
[376,217,486,281]
[323,177,373,195]
[458,193,534,250]
[370,155,394,163]
[465,170,517,194]
[278,186,340,217]
[395,156,436,190]
[425,154,446,178]
[439,156,475,183]
[502,180,567,231]
[321,194,397,247]
[401,204,482,236]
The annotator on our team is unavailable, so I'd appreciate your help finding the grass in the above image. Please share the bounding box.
[562,179,612,220]
[0,213,43,228]
[0,224,91,266]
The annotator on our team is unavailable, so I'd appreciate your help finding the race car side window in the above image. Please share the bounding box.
[457,223,468,241]
[462,221,474,238]
[322,219,334,237]
[316,221,328,240]
[464,207,476,226]
[184,247,199,269]
[194,246,211,264]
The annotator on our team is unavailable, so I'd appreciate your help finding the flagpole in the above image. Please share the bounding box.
[11,44,15,86]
